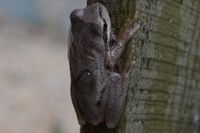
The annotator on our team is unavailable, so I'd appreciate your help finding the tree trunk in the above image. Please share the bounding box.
[81,0,200,133]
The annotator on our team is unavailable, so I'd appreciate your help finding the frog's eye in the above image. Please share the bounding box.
[102,20,108,43]
[98,6,108,43]
[98,7,102,17]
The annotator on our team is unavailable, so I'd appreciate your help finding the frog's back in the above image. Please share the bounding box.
[68,2,112,126]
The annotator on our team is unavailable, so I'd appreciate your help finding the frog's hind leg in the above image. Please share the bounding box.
[105,72,123,128]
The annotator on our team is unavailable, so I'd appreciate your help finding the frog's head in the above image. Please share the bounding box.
[70,3,111,43]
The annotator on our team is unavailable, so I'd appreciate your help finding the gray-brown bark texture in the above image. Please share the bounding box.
[81,0,200,133]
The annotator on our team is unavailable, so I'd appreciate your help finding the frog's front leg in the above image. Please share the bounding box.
[106,11,140,68]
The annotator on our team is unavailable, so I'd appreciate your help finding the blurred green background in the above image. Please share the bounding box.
[0,0,86,133]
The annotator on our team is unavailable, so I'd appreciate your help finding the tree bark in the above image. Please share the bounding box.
[81,0,200,133]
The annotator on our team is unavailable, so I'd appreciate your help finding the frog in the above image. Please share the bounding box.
[68,2,139,128]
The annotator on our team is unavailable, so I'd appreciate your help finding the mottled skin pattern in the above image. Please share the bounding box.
[68,3,139,128]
